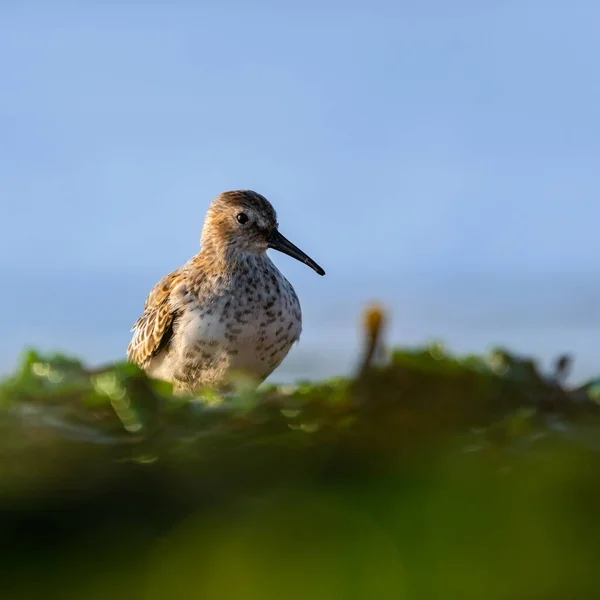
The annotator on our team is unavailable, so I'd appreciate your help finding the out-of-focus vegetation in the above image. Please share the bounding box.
[1,307,600,599]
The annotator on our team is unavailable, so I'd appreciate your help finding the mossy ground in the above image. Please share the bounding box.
[1,314,600,599]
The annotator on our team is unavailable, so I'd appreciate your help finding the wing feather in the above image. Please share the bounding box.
[127,270,182,367]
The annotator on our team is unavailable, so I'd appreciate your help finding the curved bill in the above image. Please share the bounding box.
[268,229,325,276]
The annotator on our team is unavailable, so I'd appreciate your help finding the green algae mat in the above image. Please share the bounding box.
[1,310,600,599]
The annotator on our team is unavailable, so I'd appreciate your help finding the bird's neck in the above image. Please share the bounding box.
[196,244,273,278]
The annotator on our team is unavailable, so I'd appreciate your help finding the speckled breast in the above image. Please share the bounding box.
[176,259,302,385]
[224,277,302,379]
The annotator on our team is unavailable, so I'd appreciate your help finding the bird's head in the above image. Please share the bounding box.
[202,190,325,276]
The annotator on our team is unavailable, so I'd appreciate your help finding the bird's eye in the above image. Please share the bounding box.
[236,212,249,225]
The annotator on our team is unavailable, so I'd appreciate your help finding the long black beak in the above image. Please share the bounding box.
[268,229,325,276]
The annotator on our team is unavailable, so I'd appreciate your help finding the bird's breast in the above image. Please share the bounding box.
[176,273,302,382]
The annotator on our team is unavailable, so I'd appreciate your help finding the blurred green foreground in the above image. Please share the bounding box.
[1,310,600,599]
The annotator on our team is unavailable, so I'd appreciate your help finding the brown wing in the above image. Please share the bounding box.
[127,270,183,368]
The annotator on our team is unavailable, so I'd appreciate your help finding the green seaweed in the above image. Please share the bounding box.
[1,318,600,599]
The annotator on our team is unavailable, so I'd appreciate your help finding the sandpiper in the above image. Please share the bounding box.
[127,190,325,394]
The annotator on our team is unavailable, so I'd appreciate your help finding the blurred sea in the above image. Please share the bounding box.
[3,268,597,385]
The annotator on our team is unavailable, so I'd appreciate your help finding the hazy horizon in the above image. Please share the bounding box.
[3,266,597,384]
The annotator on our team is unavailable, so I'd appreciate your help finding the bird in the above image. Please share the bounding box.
[127,190,325,395]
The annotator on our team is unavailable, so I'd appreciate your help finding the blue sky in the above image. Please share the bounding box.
[1,1,599,383]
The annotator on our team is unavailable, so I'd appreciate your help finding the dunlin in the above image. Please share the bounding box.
[127,190,325,394]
